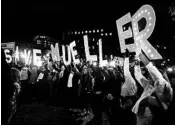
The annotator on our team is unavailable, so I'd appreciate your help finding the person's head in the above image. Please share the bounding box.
[61,64,66,71]
[32,66,38,72]
[83,65,88,74]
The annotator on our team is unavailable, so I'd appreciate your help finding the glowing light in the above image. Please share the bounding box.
[93,30,95,33]
[136,36,140,41]
[150,54,154,58]
[97,30,99,32]
[141,34,143,38]
[99,39,108,67]
[101,29,104,32]
[85,31,88,33]
[148,12,150,15]
[75,31,77,34]
[109,33,112,36]
[36,60,43,67]
[109,61,115,67]
[149,23,152,26]
[62,45,72,65]
[141,10,144,13]
[93,62,97,66]
[105,33,108,36]
[100,61,108,67]
[33,49,42,66]
[4,49,12,63]
[70,41,80,64]
[51,43,61,61]
[83,35,97,62]
[123,27,126,30]
[167,67,173,72]
[147,29,150,32]
[148,49,151,53]
[119,4,162,60]
[82,31,84,34]
[145,46,147,49]
[164,46,167,49]
[101,33,104,36]
[138,13,141,16]
[24,50,31,65]
[89,31,92,33]
[149,17,152,20]
[20,52,25,58]
[168,59,170,61]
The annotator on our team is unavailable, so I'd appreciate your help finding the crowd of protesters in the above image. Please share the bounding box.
[2,48,175,125]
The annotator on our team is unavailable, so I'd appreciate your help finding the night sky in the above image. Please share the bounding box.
[2,1,175,52]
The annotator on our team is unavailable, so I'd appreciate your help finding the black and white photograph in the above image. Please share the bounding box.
[1,1,175,125]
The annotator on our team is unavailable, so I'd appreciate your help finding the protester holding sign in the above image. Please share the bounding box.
[130,52,173,125]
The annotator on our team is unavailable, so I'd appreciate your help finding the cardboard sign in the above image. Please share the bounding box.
[1,42,15,50]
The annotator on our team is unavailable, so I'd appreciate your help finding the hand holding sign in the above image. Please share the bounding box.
[124,49,130,58]
[139,52,150,66]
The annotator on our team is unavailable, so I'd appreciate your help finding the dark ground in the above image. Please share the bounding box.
[9,101,81,125]
[8,93,175,125]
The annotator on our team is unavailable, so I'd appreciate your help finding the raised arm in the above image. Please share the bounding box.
[134,63,150,88]
[124,57,130,77]
[146,62,165,83]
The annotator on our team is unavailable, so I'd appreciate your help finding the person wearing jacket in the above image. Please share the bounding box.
[8,67,21,124]
[120,49,138,125]
[121,49,138,109]
[132,51,173,125]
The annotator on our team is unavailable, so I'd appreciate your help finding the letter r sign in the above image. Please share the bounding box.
[116,4,162,60]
